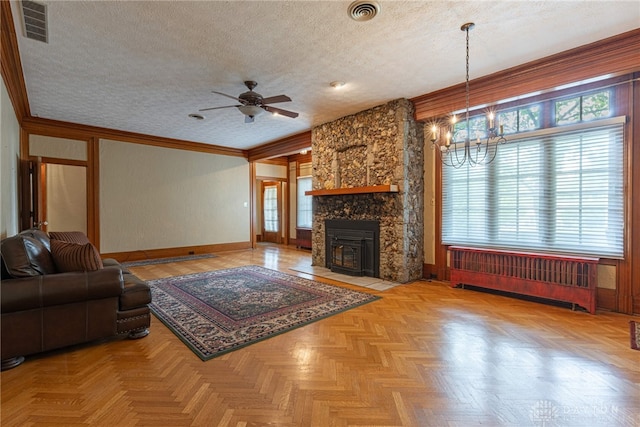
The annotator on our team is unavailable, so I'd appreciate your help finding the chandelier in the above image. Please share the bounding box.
[430,23,506,168]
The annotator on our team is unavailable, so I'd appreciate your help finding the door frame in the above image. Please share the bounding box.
[261,180,282,244]
[19,132,100,247]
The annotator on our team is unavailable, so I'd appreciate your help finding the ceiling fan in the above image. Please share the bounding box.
[199,81,299,123]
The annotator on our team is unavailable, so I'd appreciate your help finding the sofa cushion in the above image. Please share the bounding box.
[50,240,104,272]
[1,234,57,277]
[20,229,52,252]
[49,231,90,245]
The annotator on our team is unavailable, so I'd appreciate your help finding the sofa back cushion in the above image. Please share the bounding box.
[49,231,91,245]
[50,239,104,272]
[0,233,57,277]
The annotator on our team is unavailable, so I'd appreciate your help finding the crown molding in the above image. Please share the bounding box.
[412,28,640,120]
[1,1,30,122]
[21,116,247,158]
[248,131,312,162]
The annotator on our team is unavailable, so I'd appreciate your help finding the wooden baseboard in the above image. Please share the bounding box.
[422,263,437,279]
[102,241,252,262]
[596,287,617,312]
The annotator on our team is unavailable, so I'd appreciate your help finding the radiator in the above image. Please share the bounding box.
[449,246,598,314]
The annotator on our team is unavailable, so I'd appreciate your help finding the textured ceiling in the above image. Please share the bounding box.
[10,1,640,151]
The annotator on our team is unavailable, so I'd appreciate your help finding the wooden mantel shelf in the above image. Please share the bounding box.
[305,184,398,196]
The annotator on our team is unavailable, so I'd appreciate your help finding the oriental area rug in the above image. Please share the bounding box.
[148,265,380,360]
[122,253,215,267]
[631,321,640,351]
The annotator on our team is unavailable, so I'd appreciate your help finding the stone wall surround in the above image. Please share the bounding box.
[311,99,424,283]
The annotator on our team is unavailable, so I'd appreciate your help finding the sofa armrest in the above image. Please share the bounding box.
[1,267,124,313]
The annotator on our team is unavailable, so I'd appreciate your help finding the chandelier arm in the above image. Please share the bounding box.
[440,144,466,169]
[455,143,468,168]
[432,22,506,168]
[448,151,467,169]
[473,141,490,165]
[441,148,454,168]
[485,143,499,164]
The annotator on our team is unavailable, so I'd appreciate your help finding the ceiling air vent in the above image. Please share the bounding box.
[348,1,380,22]
[21,0,48,43]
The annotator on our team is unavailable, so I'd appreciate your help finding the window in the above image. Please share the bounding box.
[297,176,312,228]
[442,88,624,258]
[263,185,278,233]
[452,105,542,143]
[555,90,611,125]
[453,115,488,142]
[498,104,542,134]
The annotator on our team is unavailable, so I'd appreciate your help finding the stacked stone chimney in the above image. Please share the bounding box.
[310,99,424,283]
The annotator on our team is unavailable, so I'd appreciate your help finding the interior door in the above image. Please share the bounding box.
[20,159,87,234]
[261,181,281,243]
[20,158,44,230]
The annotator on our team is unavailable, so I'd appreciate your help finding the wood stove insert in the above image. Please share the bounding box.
[325,220,379,277]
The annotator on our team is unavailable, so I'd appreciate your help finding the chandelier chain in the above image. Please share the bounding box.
[465,25,470,140]
[430,22,507,168]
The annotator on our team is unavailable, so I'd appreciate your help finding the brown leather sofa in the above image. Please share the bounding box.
[1,229,151,370]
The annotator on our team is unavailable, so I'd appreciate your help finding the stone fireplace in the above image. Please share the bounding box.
[309,99,424,283]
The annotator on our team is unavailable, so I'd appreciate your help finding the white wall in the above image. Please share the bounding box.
[256,163,287,179]
[1,79,20,238]
[100,139,250,253]
[29,134,86,160]
[46,164,87,234]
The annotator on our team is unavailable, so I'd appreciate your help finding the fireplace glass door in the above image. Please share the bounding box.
[333,244,358,270]
[331,238,364,276]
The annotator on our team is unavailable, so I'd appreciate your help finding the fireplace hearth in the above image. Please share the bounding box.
[325,220,379,277]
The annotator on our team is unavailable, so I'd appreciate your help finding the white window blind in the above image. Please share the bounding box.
[442,117,625,258]
[296,176,312,228]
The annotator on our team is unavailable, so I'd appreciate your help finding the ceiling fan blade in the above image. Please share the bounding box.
[261,94,292,104]
[212,91,245,103]
[245,115,255,124]
[263,105,299,118]
[199,104,241,112]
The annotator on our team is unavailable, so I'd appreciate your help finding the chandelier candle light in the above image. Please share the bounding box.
[431,23,507,168]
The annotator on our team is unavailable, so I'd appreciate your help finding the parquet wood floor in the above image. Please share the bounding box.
[1,244,639,426]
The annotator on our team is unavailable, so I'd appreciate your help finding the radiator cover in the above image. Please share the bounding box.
[449,246,598,314]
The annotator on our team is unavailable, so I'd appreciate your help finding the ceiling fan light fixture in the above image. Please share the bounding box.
[238,105,264,117]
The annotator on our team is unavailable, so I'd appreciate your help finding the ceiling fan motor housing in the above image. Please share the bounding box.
[239,91,263,106]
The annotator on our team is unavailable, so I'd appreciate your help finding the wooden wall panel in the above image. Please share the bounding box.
[597,288,617,312]
[631,72,640,314]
